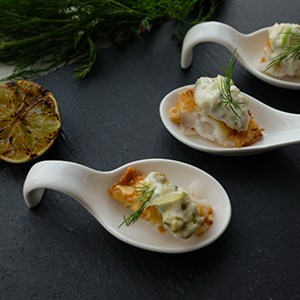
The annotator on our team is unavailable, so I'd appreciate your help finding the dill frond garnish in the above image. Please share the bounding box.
[264,31,300,73]
[119,183,154,227]
[0,0,217,80]
[218,49,243,118]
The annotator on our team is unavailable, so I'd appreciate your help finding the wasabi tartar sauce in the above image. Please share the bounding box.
[195,75,250,131]
[262,23,300,77]
[141,172,204,239]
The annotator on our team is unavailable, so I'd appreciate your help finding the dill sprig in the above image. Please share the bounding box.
[218,50,243,118]
[119,183,154,227]
[265,31,300,73]
[0,0,217,80]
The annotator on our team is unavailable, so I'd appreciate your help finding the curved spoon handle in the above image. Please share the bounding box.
[181,21,241,68]
[23,160,95,211]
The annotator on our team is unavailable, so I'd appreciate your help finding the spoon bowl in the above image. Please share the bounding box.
[181,21,300,90]
[23,158,231,253]
[160,85,300,155]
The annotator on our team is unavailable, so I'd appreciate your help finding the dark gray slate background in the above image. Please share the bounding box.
[1,0,300,299]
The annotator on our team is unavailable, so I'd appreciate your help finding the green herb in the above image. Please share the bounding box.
[218,49,243,118]
[119,183,154,227]
[265,30,300,73]
[0,0,216,80]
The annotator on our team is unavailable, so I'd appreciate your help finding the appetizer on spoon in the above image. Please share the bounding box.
[169,53,264,150]
[23,159,231,253]
[109,167,214,239]
[160,83,300,155]
[181,21,300,90]
[259,23,300,78]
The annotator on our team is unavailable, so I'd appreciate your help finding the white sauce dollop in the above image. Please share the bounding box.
[195,75,250,131]
[261,23,300,77]
[141,172,204,239]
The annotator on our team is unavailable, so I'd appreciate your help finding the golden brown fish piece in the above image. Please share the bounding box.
[169,88,263,148]
[108,167,213,237]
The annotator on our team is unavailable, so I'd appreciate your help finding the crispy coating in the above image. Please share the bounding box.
[108,167,165,232]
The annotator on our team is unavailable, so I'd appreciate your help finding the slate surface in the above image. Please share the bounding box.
[1,1,300,299]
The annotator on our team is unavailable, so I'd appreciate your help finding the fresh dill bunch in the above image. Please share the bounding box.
[119,183,154,227]
[265,31,300,73]
[218,49,243,118]
[0,0,217,80]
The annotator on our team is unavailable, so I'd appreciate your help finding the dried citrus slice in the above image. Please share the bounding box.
[0,80,61,163]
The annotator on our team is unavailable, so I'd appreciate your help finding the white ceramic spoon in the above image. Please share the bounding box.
[160,85,300,156]
[181,21,300,90]
[23,158,231,253]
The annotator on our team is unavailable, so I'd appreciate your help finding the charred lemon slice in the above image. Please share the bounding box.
[0,80,61,163]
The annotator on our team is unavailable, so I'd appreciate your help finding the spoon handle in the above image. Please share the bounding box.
[181,21,241,68]
[23,160,95,211]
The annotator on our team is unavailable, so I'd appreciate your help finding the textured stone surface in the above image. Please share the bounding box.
[1,1,300,299]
